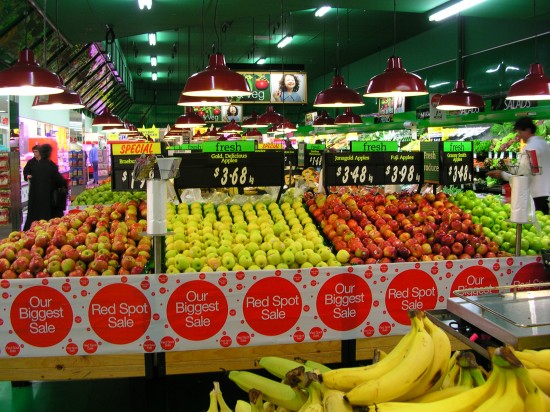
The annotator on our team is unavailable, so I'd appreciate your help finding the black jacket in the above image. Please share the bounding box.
[23,157,39,182]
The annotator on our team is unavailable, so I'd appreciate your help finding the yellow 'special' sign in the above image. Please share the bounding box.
[112,142,162,155]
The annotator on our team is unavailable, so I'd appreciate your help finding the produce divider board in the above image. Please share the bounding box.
[0,256,546,358]
[323,141,423,190]
[110,142,163,191]
[421,141,474,186]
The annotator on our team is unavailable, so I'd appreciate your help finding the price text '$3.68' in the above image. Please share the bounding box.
[213,166,254,186]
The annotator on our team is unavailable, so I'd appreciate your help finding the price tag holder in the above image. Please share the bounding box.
[304,144,325,169]
[382,152,423,185]
[440,141,474,186]
[173,151,285,190]
[110,141,163,191]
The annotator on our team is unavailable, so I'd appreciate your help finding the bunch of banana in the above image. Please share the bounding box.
[364,346,550,412]
[510,347,550,396]
[206,381,233,412]
[321,311,450,405]
[441,351,486,390]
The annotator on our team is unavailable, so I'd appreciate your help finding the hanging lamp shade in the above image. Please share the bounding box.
[0,49,64,96]
[506,63,550,101]
[175,107,206,128]
[267,124,279,134]
[242,111,267,128]
[314,75,365,107]
[182,53,252,97]
[32,77,84,110]
[364,56,428,97]
[335,108,363,125]
[436,79,485,110]
[313,110,335,127]
[92,108,123,127]
[276,119,297,134]
[244,128,263,137]
[258,105,284,125]
[221,119,242,133]
[177,94,230,106]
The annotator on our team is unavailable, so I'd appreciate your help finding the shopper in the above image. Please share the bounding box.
[89,142,99,185]
[23,144,68,230]
[487,117,550,214]
[23,144,40,181]
[272,74,303,102]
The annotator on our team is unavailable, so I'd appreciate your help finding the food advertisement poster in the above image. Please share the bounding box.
[232,72,307,104]
[0,256,546,358]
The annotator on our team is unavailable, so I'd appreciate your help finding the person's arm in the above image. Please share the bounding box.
[22,161,31,181]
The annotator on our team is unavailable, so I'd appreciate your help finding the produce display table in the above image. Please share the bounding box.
[0,256,545,381]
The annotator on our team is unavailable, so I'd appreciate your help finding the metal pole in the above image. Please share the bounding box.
[514,224,522,256]
[154,235,163,274]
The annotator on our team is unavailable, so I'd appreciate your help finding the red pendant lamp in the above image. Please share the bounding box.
[315,74,365,107]
[334,108,363,125]
[220,119,243,133]
[506,63,550,101]
[244,128,263,138]
[32,77,84,110]
[92,108,123,127]
[258,106,284,125]
[182,54,252,98]
[242,111,267,128]
[437,79,484,110]
[363,1,427,98]
[0,49,64,96]
[175,107,206,128]
[177,94,230,106]
[313,110,335,127]
[276,119,297,134]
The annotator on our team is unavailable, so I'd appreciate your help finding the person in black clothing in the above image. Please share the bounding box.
[23,144,40,181]
[23,144,68,231]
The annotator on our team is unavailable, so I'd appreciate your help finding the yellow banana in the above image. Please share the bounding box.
[207,389,220,412]
[442,357,461,389]
[362,362,501,412]
[528,368,550,396]
[323,389,353,412]
[470,367,486,387]
[262,402,276,412]
[235,400,251,412]
[249,389,264,412]
[303,359,332,373]
[515,349,550,371]
[458,367,474,388]
[410,385,471,403]
[514,366,550,412]
[259,357,313,380]
[372,348,388,364]
[321,313,419,391]
[228,370,307,411]
[476,367,524,412]
[345,315,435,406]
[300,384,323,412]
[214,381,232,412]
[471,365,507,412]
[395,313,452,400]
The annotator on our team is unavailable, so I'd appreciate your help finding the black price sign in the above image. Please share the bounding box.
[305,144,325,168]
[174,151,285,189]
[324,151,423,187]
[111,155,148,191]
[382,152,423,184]
[440,141,473,185]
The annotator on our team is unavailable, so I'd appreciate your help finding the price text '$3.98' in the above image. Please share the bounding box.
[335,165,371,184]
[385,164,417,184]
[213,166,254,186]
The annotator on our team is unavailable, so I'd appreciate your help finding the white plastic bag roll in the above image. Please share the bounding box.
[146,180,167,234]
[510,175,530,224]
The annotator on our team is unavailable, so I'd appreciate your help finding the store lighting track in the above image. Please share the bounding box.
[429,0,485,22]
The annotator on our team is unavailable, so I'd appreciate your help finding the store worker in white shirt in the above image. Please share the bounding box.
[488,117,550,214]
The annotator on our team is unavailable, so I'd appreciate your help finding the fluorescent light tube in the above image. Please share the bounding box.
[149,33,156,46]
[277,35,293,48]
[315,6,331,17]
[151,56,157,66]
[256,57,266,65]
[152,72,157,81]
[429,0,485,22]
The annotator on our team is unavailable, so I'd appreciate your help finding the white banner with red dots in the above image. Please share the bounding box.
[0,256,547,358]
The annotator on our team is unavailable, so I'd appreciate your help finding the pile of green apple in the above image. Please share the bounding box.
[451,190,549,256]
[164,199,343,273]
[0,201,151,279]
[72,183,146,206]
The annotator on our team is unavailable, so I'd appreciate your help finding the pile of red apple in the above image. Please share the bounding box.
[305,190,508,265]
[0,200,151,279]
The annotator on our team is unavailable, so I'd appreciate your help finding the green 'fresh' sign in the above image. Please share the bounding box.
[202,141,256,152]
[350,141,399,152]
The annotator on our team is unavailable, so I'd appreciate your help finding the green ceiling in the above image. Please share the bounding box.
[0,0,549,126]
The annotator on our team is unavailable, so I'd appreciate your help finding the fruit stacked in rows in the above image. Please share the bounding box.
[452,190,550,256]
[220,311,550,411]
[71,183,146,207]
[306,190,507,265]
[0,201,151,278]
[164,199,342,273]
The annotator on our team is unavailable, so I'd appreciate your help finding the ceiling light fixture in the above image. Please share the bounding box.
[276,119,297,134]
[138,0,152,10]
[313,110,335,127]
[151,56,157,66]
[175,107,206,128]
[364,0,428,98]
[315,6,331,17]
[220,119,243,133]
[314,8,365,107]
[277,35,293,48]
[148,33,156,46]
[152,72,157,81]
[256,57,267,65]
[242,111,267,128]
[257,105,284,125]
[506,0,550,101]
[177,94,230,106]
[429,0,485,22]
[334,107,362,125]
[92,107,123,127]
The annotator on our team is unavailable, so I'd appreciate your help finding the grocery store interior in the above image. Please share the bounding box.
[1,0,550,411]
